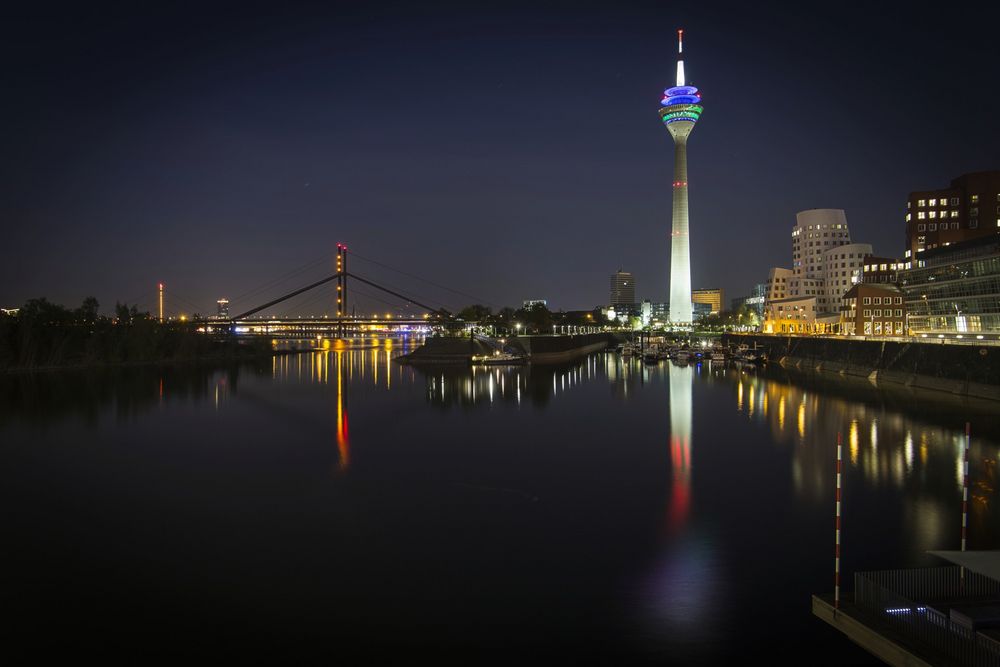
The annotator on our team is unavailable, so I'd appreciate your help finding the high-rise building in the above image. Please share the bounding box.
[216,298,230,319]
[904,171,1000,263]
[691,288,724,314]
[610,271,635,307]
[660,29,703,326]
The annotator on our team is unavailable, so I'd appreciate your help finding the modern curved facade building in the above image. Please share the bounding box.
[660,29,703,326]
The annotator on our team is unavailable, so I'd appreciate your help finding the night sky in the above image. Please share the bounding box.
[3,1,999,317]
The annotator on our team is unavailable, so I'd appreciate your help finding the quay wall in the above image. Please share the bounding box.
[723,333,1000,401]
[509,333,613,364]
[397,334,613,365]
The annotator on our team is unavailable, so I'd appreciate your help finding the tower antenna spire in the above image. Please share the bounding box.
[676,28,686,87]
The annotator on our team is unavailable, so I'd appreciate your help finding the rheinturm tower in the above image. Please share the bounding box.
[660,29,703,326]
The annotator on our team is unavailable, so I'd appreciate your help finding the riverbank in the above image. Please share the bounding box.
[724,333,1000,401]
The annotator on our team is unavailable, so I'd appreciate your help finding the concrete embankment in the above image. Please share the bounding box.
[723,333,1000,401]
[396,334,613,365]
[507,333,613,364]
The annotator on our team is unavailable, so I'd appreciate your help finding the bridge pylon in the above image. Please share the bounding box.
[336,243,349,337]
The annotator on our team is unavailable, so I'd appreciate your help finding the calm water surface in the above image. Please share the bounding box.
[2,336,998,663]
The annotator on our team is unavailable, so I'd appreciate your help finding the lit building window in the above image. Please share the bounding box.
[951,210,959,218]
[906,213,911,222]
[929,211,936,218]
[918,212,926,219]
[971,195,979,204]
[939,198,947,206]
[918,199,926,207]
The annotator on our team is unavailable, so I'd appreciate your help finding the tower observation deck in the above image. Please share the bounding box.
[659,29,703,326]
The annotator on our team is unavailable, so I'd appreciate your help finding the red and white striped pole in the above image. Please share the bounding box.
[835,431,843,610]
[962,422,971,552]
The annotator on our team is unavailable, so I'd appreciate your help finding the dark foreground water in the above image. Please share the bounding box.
[2,337,998,663]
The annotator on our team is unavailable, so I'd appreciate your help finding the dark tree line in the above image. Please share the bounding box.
[454,303,602,334]
[0,297,267,370]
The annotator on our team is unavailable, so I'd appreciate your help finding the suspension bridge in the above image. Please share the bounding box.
[140,244,484,337]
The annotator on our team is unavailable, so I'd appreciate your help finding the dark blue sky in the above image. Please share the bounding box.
[3,1,999,317]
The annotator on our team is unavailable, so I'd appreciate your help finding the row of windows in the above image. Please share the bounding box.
[912,194,1000,208]
[862,309,904,317]
[916,210,959,219]
[862,296,903,305]
[915,198,958,207]
[916,222,961,231]
[796,224,848,232]
[863,321,904,336]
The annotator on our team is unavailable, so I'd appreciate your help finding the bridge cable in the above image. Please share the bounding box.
[347,250,497,308]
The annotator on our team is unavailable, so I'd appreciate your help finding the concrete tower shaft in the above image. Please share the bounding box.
[667,132,693,324]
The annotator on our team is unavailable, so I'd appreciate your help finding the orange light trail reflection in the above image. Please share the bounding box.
[335,351,349,473]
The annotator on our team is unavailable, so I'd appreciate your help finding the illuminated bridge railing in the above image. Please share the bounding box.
[854,567,1000,667]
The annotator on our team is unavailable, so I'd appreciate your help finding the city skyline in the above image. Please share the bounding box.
[3,2,1000,315]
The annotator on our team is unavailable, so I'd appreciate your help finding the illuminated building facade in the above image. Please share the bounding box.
[860,255,902,284]
[216,298,230,319]
[904,171,1000,264]
[731,283,767,318]
[839,283,906,337]
[660,29,703,326]
[691,287,724,315]
[899,233,1000,335]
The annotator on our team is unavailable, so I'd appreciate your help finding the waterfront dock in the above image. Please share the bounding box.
[724,333,1000,401]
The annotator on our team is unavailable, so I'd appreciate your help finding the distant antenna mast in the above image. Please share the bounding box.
[676,29,685,87]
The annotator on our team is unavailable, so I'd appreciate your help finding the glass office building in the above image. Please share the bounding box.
[899,234,1000,334]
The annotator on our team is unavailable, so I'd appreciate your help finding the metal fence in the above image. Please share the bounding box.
[855,567,1000,667]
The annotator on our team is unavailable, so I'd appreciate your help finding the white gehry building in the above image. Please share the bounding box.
[764,209,871,333]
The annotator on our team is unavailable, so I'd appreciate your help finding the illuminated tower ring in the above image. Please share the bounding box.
[660,29,703,326]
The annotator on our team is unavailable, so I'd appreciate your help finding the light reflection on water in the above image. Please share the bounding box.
[256,346,1000,552]
[1,342,998,662]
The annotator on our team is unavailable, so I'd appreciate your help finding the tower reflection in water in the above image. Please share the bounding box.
[638,361,717,644]
[667,362,692,533]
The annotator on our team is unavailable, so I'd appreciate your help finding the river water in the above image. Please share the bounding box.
[2,336,998,663]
